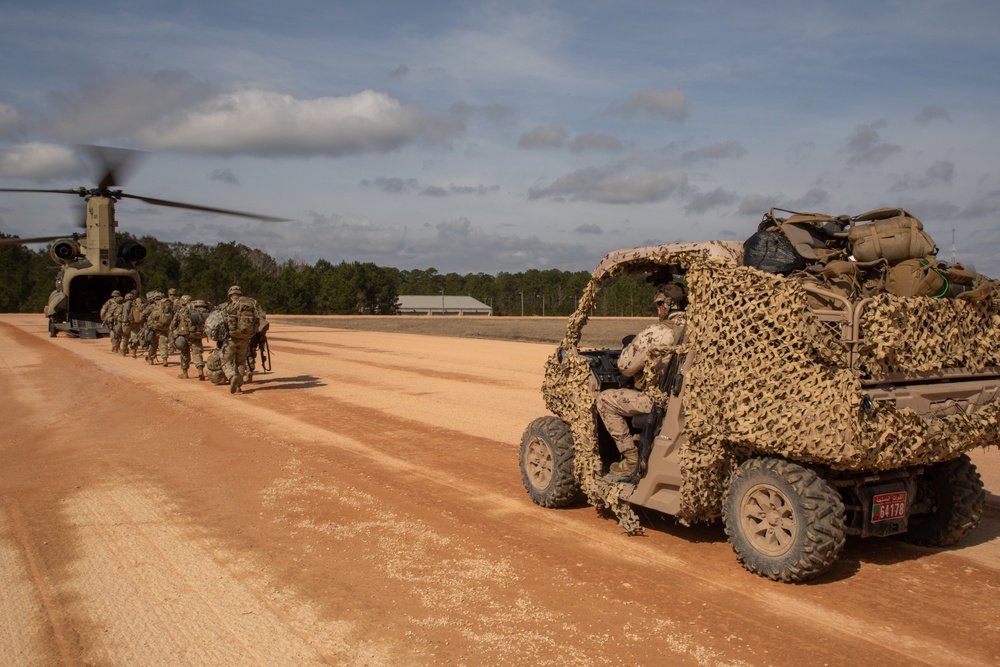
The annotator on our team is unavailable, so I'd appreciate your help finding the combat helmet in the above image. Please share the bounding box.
[227,285,243,297]
[111,290,121,297]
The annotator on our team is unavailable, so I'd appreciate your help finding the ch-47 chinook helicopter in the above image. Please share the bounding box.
[0,146,285,338]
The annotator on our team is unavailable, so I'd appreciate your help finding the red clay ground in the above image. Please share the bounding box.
[1,313,998,666]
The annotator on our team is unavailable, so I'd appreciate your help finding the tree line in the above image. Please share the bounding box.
[0,232,658,317]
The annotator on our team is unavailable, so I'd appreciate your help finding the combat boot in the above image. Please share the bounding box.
[145,356,154,365]
[246,371,253,383]
[229,375,242,394]
[607,448,638,481]
[177,369,189,379]
[197,367,206,381]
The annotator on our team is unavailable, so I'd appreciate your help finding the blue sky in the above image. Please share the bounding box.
[1,0,999,275]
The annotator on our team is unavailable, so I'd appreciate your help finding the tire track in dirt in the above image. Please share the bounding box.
[0,504,64,666]
[55,472,382,666]
[3,314,999,666]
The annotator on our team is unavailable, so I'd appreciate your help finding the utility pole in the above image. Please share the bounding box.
[520,291,524,317]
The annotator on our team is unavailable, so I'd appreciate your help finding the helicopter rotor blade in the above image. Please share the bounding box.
[0,234,70,245]
[77,144,146,190]
[118,192,289,222]
[0,187,82,195]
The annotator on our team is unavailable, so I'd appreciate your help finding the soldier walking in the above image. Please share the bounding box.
[142,292,173,365]
[221,285,261,394]
[120,291,145,358]
[169,296,210,380]
[105,292,125,352]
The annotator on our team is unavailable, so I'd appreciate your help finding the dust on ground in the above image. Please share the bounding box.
[2,313,998,666]
[268,314,640,348]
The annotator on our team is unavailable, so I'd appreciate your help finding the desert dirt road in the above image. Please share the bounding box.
[1,313,998,666]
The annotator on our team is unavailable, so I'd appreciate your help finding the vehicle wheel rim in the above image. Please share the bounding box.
[525,438,554,490]
[741,483,796,557]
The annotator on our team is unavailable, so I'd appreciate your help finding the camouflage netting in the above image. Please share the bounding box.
[543,249,1000,530]
[859,292,1000,374]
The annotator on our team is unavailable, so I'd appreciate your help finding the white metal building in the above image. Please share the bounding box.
[396,295,492,316]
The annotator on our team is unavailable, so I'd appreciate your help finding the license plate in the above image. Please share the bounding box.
[872,491,907,523]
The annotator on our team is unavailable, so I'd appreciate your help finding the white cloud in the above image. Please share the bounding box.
[517,124,568,149]
[0,142,84,180]
[360,176,421,194]
[528,165,687,204]
[680,141,747,165]
[843,121,903,166]
[915,106,952,124]
[607,88,687,121]
[46,70,217,142]
[570,133,623,153]
[684,187,739,214]
[890,160,955,192]
[139,88,463,157]
[956,190,1000,219]
[0,103,22,140]
[210,167,239,185]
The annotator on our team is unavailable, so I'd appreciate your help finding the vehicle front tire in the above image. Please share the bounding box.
[48,318,58,337]
[723,457,846,583]
[901,454,984,547]
[519,416,579,508]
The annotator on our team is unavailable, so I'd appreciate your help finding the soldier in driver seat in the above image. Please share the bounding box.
[597,283,686,481]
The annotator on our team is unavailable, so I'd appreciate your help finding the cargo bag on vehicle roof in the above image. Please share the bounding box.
[849,208,937,265]
[742,228,807,275]
[744,209,849,274]
[888,258,949,298]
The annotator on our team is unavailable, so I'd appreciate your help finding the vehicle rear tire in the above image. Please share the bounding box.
[901,454,984,547]
[723,457,846,583]
[519,416,579,508]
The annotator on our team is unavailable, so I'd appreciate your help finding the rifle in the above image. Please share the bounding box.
[632,352,684,482]
[248,330,272,372]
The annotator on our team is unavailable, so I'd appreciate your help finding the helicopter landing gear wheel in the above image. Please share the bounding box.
[48,318,58,337]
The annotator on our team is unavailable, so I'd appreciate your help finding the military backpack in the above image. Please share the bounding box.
[129,298,146,325]
[204,308,228,342]
[148,299,174,330]
[226,296,260,339]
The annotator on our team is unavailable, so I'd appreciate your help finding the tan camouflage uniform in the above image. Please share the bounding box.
[598,312,685,452]
[120,292,144,357]
[169,296,209,379]
[205,347,229,385]
[106,296,125,352]
[163,288,180,362]
[221,286,261,393]
[142,293,172,365]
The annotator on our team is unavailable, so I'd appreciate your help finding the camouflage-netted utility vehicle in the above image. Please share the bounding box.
[519,235,1000,582]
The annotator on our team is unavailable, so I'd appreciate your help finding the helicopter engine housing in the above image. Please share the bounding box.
[50,238,80,264]
[118,240,147,265]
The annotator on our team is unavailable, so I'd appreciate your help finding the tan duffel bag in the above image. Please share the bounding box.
[888,258,949,298]
[849,208,937,265]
